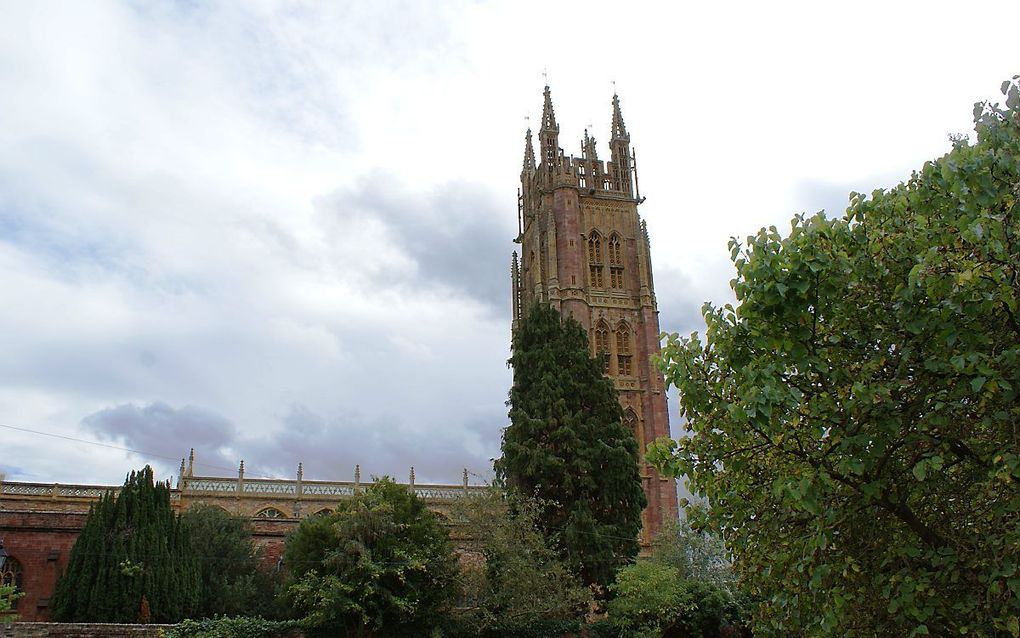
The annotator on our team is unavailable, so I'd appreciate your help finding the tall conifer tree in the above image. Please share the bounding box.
[496,303,646,588]
[51,466,199,623]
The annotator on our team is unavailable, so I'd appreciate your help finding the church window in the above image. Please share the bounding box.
[1,556,23,609]
[588,232,604,288]
[608,234,624,289]
[593,320,611,372]
[624,408,639,439]
[616,324,632,376]
[255,507,286,519]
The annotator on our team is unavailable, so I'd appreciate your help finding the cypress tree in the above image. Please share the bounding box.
[50,466,200,622]
[495,303,647,589]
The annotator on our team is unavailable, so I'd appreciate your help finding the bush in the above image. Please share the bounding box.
[607,560,740,638]
[164,616,301,638]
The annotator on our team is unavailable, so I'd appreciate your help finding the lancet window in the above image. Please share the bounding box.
[608,234,624,289]
[616,323,633,376]
[593,320,611,372]
[588,232,604,288]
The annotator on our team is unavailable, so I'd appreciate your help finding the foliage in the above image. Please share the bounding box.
[181,503,280,620]
[607,560,736,638]
[50,466,199,623]
[281,477,459,638]
[648,78,1020,637]
[496,302,646,589]
[165,616,301,638]
[0,582,22,622]
[651,506,735,590]
[450,487,591,637]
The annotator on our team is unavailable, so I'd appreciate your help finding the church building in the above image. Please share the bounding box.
[510,86,679,541]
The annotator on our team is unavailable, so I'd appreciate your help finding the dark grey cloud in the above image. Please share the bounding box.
[318,171,516,312]
[81,402,239,476]
[242,403,501,485]
[78,401,502,487]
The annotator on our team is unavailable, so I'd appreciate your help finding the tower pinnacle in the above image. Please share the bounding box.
[523,128,535,172]
[611,93,629,142]
[540,85,558,133]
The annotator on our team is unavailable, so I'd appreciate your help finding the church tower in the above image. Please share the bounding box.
[511,86,679,542]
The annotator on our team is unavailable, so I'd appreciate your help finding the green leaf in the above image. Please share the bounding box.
[971,376,986,392]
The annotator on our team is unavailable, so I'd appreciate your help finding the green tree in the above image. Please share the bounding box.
[281,477,458,638]
[648,78,1020,637]
[651,507,735,590]
[181,503,278,619]
[0,582,21,622]
[452,488,591,637]
[50,466,199,623]
[496,303,646,589]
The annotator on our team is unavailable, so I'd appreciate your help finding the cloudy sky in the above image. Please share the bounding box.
[1,1,1017,488]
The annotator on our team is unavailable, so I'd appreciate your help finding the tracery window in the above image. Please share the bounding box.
[593,320,611,372]
[1,556,23,610]
[588,232,604,288]
[616,323,632,376]
[624,408,639,439]
[255,507,286,519]
[608,234,624,289]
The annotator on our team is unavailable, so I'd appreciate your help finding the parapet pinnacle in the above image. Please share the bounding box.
[523,128,535,171]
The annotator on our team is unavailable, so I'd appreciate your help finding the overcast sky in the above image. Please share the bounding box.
[1,1,1017,488]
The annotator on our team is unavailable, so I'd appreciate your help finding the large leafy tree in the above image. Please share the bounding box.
[452,488,591,637]
[51,466,199,623]
[181,503,278,619]
[496,302,646,589]
[281,477,458,638]
[649,78,1020,637]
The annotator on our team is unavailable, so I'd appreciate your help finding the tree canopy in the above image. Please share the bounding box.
[496,302,646,589]
[50,466,199,623]
[281,477,458,638]
[649,78,1020,637]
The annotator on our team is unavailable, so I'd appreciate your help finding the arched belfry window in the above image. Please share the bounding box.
[616,323,633,376]
[1,556,23,610]
[624,408,639,436]
[608,234,624,289]
[593,319,611,372]
[255,507,286,519]
[587,232,604,288]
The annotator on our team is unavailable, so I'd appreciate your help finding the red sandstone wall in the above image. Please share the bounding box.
[0,511,86,622]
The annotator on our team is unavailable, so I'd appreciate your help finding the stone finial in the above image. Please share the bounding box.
[354,464,361,490]
[187,448,195,477]
[409,466,415,488]
[178,458,186,488]
[463,468,469,490]
[297,463,303,481]
[238,460,245,480]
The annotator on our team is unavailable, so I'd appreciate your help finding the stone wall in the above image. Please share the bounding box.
[0,623,172,638]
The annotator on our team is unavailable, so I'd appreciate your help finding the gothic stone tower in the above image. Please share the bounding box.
[510,86,679,542]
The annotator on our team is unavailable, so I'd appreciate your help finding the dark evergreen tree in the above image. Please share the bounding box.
[51,466,199,623]
[495,302,646,589]
[181,503,278,619]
